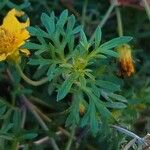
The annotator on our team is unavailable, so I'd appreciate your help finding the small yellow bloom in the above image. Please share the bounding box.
[117,44,135,77]
[0,9,30,63]
[79,103,85,115]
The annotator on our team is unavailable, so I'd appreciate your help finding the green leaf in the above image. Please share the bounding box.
[95,99,112,121]
[72,26,82,34]
[90,101,99,135]
[84,89,112,125]
[99,49,119,57]
[23,42,44,50]
[56,9,68,28]
[80,30,88,49]
[28,58,50,66]
[41,13,55,34]
[95,26,102,49]
[47,64,57,81]
[91,85,100,97]
[0,103,6,116]
[57,74,77,101]
[68,36,75,52]
[67,15,75,32]
[108,93,127,102]
[65,93,80,127]
[96,80,120,92]
[13,110,21,132]
[105,102,127,109]
[79,76,86,87]
[80,107,90,127]
[85,72,95,81]
[3,124,13,132]
[19,133,38,140]
[0,134,13,141]
[27,26,49,38]
[100,36,132,50]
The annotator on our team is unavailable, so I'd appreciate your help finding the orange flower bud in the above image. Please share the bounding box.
[117,44,135,77]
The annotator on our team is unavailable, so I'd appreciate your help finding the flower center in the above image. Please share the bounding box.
[0,28,18,54]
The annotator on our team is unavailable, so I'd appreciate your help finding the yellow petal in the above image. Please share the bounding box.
[0,53,7,61]
[1,9,30,33]
[0,9,30,63]
[20,49,31,57]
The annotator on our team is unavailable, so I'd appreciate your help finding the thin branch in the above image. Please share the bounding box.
[65,127,76,150]
[33,136,49,145]
[21,95,59,150]
[142,0,150,21]
[81,0,88,28]
[123,138,137,150]
[115,7,123,36]
[6,68,59,150]
[99,2,116,28]
[21,106,27,128]
[16,64,48,86]
[58,127,76,140]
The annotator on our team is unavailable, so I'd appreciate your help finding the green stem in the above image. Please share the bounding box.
[32,104,52,123]
[21,95,49,131]
[81,0,88,28]
[99,2,116,28]
[16,64,48,86]
[21,95,59,150]
[11,140,19,150]
[116,7,123,36]
[50,109,69,116]
[21,107,26,128]
[90,2,116,43]
[65,127,76,150]
[142,0,150,21]
[30,96,52,109]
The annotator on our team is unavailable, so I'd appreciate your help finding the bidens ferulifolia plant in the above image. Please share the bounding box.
[0,7,138,149]
[22,10,132,134]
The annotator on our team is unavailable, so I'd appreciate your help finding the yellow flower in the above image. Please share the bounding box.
[0,9,30,63]
[117,44,135,77]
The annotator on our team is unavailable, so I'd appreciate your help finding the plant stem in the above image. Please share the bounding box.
[12,140,19,150]
[30,96,52,109]
[50,109,69,116]
[33,136,49,145]
[116,7,123,36]
[90,2,116,42]
[58,127,76,140]
[21,106,26,128]
[22,95,49,130]
[99,2,116,28]
[32,104,52,123]
[21,95,59,150]
[7,68,58,150]
[16,64,48,86]
[142,0,150,22]
[81,0,88,28]
[65,127,76,150]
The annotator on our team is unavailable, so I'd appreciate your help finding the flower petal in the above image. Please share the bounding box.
[0,53,7,61]
[20,49,31,57]
[1,9,30,33]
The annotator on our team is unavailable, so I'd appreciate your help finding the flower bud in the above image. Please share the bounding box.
[79,103,85,115]
[117,44,135,77]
